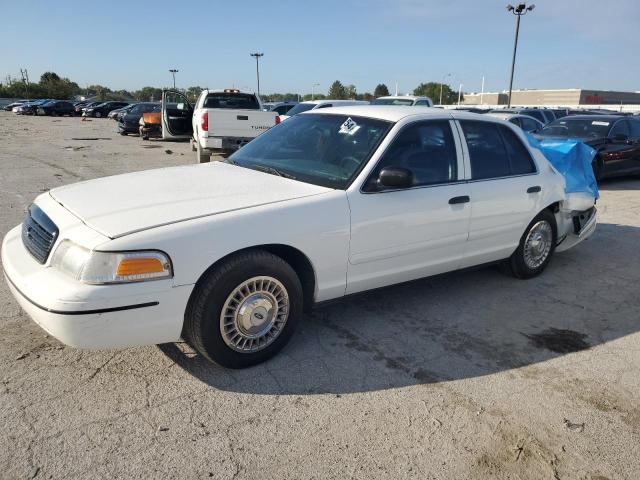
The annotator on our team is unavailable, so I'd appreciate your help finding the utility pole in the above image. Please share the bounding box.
[506,3,535,107]
[439,73,451,105]
[169,69,178,89]
[311,83,320,101]
[250,52,264,97]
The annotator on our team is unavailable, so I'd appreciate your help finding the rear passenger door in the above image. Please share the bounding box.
[457,120,543,268]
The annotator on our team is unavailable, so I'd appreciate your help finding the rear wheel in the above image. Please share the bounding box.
[95,111,102,118]
[183,250,303,368]
[506,209,557,279]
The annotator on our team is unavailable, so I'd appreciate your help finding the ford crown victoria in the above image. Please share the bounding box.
[2,106,597,368]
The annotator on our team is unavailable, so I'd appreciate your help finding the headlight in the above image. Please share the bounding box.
[51,240,173,284]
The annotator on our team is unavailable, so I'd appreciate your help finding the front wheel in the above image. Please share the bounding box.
[505,209,557,279]
[183,250,303,368]
[95,111,102,118]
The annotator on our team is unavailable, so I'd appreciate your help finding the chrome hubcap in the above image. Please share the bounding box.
[220,276,289,353]
[523,221,553,269]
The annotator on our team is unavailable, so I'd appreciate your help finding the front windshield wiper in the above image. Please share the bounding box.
[251,164,297,180]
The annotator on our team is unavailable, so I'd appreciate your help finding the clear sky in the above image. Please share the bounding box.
[1,0,638,95]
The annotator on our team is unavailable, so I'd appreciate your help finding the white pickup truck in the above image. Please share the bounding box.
[161,89,278,162]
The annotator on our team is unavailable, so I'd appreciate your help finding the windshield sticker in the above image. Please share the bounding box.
[339,117,361,135]
[592,121,610,126]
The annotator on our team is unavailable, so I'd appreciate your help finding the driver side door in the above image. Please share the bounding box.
[345,119,471,294]
[162,90,194,139]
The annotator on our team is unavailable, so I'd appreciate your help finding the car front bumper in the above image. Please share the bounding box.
[1,224,193,349]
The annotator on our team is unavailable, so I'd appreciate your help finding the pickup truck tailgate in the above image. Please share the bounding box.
[206,109,277,139]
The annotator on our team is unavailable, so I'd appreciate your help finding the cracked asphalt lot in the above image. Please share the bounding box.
[1,112,640,479]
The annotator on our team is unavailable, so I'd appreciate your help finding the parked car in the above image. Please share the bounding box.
[491,108,555,125]
[279,99,369,121]
[264,102,298,115]
[15,99,50,115]
[552,108,569,119]
[487,112,545,133]
[371,95,434,107]
[2,106,597,368]
[84,101,130,118]
[537,115,640,180]
[450,107,491,114]
[118,103,160,134]
[162,89,278,162]
[3,100,29,111]
[108,104,134,120]
[36,100,76,116]
[75,101,101,116]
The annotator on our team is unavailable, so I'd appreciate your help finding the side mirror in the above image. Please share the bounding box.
[378,167,414,189]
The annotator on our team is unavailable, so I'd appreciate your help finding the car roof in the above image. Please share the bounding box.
[487,112,541,122]
[300,99,369,106]
[556,115,626,122]
[375,95,427,101]
[300,105,500,123]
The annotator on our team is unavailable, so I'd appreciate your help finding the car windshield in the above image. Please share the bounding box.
[228,113,392,189]
[202,93,259,109]
[540,118,612,138]
[284,103,317,116]
[371,98,414,106]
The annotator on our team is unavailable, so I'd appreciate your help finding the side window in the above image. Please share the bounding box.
[524,110,546,124]
[460,121,512,180]
[628,119,640,139]
[508,117,522,128]
[372,120,458,187]
[520,117,540,133]
[499,125,536,175]
[609,120,630,138]
[414,100,429,106]
[316,103,333,109]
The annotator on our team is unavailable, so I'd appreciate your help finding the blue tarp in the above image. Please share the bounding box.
[525,134,599,200]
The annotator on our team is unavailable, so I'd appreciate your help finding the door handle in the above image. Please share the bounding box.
[527,186,542,193]
[449,195,470,204]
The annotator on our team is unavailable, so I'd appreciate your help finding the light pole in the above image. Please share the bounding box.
[457,83,463,106]
[169,69,178,89]
[311,83,320,101]
[439,73,451,105]
[250,52,264,96]
[506,3,535,107]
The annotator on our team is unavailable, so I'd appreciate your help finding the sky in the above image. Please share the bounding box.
[1,0,639,95]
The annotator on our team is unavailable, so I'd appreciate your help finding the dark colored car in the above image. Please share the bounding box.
[537,115,640,180]
[118,103,160,134]
[36,100,76,116]
[15,99,51,115]
[75,101,101,116]
[84,101,130,118]
[552,108,568,119]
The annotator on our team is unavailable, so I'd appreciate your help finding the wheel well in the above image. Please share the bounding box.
[546,201,560,214]
[193,245,317,311]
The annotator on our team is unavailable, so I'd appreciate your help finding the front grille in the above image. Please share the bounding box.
[22,205,59,264]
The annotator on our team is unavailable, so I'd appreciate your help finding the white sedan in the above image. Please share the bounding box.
[2,106,597,368]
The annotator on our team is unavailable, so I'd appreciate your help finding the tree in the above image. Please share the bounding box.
[328,80,347,99]
[186,86,204,102]
[134,86,163,102]
[374,83,390,97]
[40,72,61,84]
[345,84,357,99]
[413,82,461,105]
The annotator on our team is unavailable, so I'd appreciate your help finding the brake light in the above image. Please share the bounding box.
[201,112,208,132]
[275,115,281,125]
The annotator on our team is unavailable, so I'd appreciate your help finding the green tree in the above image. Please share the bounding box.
[374,83,390,97]
[134,86,163,102]
[328,80,347,99]
[413,82,460,105]
[345,84,357,99]
[186,86,204,102]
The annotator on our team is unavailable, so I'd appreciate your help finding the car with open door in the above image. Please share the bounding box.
[2,106,597,369]
[537,115,640,180]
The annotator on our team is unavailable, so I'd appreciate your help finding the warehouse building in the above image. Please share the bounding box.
[462,88,640,106]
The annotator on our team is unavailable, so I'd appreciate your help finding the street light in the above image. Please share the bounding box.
[250,52,264,97]
[169,69,178,89]
[505,3,535,107]
[439,73,451,105]
[311,83,320,101]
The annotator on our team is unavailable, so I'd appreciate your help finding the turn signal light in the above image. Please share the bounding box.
[275,115,281,125]
[116,257,165,277]
[201,112,208,132]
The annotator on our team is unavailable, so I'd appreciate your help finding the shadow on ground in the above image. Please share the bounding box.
[159,222,640,395]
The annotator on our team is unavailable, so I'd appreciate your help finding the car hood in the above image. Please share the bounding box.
[49,162,332,239]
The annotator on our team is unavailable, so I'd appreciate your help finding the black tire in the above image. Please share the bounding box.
[95,111,102,118]
[183,250,303,368]
[506,209,557,279]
